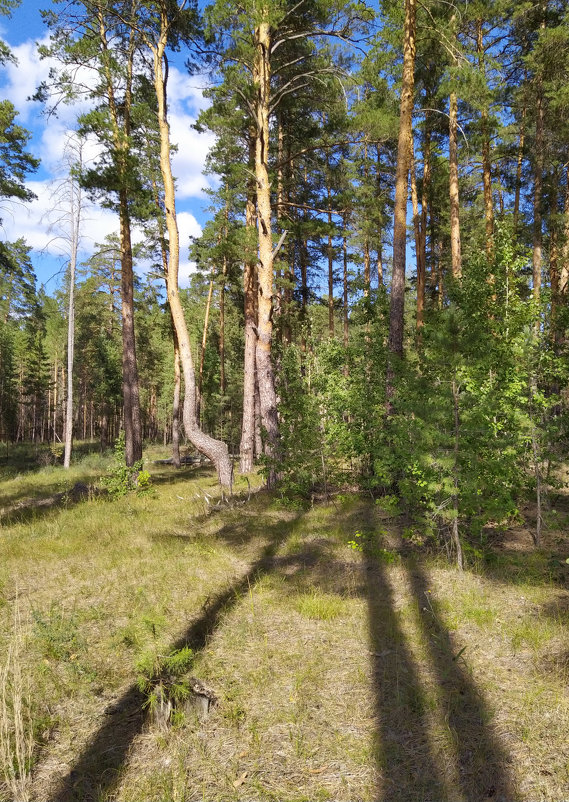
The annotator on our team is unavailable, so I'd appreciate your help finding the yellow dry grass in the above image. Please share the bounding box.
[1,448,568,801]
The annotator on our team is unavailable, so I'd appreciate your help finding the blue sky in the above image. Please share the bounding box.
[0,0,216,291]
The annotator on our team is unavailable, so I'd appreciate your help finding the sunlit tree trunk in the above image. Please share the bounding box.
[388,0,416,363]
[152,17,232,488]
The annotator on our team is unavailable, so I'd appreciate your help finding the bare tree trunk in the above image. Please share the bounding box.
[388,0,416,366]
[63,154,82,469]
[152,28,232,488]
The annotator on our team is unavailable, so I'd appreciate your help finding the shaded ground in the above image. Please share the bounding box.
[1,464,568,801]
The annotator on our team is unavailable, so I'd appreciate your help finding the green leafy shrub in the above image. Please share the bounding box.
[101,432,151,497]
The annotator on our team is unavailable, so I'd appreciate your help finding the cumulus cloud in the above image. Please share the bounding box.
[0,34,213,287]
[0,178,118,257]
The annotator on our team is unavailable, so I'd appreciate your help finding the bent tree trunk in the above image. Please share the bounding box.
[152,28,232,488]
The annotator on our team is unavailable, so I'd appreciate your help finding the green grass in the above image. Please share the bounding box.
[1,446,569,801]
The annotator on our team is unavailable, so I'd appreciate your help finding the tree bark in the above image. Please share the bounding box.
[477,19,494,262]
[63,167,81,469]
[449,89,462,280]
[254,16,280,483]
[513,100,526,233]
[240,135,257,475]
[152,22,232,488]
[410,147,424,332]
[97,3,142,467]
[172,329,181,468]
[197,278,214,425]
[388,0,416,362]
[533,71,545,308]
[119,192,143,466]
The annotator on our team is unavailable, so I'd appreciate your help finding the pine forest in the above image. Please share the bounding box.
[2,0,569,800]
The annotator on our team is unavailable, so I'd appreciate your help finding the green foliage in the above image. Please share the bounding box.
[136,646,195,712]
[101,432,151,497]
[32,604,83,661]
[268,343,326,498]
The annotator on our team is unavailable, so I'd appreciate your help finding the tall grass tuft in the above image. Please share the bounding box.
[1,596,34,802]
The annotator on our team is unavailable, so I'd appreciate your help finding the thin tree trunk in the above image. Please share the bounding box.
[559,165,569,299]
[152,27,232,488]
[449,89,462,279]
[197,278,214,425]
[388,0,416,363]
[375,145,384,286]
[533,78,545,308]
[451,376,464,570]
[513,101,526,233]
[63,164,81,469]
[411,147,424,331]
[220,257,226,396]
[343,222,349,348]
[477,19,494,261]
[328,210,335,336]
[97,5,142,468]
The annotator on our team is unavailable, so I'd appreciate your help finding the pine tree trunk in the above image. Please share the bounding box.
[171,328,181,468]
[388,0,416,363]
[533,77,545,308]
[220,257,226,396]
[343,224,349,348]
[63,168,81,469]
[254,17,280,483]
[119,192,143,467]
[411,148,424,331]
[328,211,335,336]
[477,20,494,262]
[513,100,526,233]
[240,138,257,475]
[449,89,462,280]
[197,279,214,425]
[152,29,232,488]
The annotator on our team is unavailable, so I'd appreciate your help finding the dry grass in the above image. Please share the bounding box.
[1,448,569,800]
[0,596,34,802]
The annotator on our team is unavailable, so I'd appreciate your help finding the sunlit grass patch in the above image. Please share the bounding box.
[294,590,346,621]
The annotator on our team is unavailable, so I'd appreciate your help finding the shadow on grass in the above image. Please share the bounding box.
[45,508,316,802]
[341,502,517,802]
[42,495,520,801]
[407,561,516,801]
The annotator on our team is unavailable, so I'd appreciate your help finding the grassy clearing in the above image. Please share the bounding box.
[1,447,569,800]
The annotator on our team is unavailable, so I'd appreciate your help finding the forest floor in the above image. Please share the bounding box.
[1,444,569,802]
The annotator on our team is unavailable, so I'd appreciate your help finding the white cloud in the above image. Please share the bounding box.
[0,178,118,257]
[0,34,213,285]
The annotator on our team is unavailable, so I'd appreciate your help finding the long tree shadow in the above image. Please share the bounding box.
[349,500,517,801]
[365,550,448,801]
[45,509,316,802]
[407,560,517,802]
